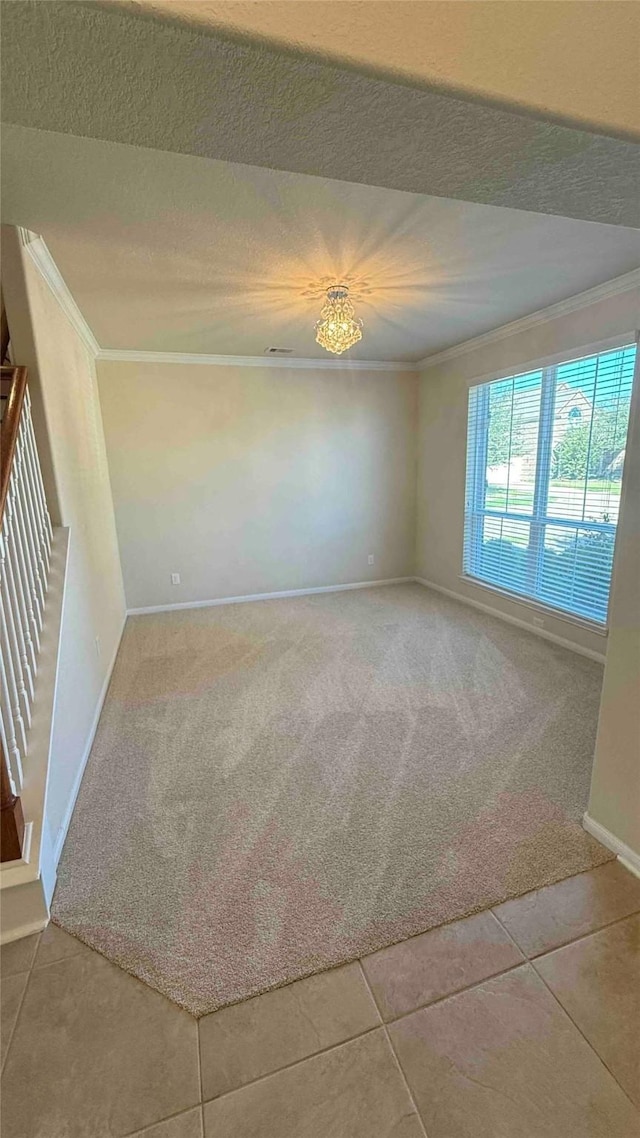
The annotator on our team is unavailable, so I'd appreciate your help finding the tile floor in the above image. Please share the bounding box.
[1,860,639,1137]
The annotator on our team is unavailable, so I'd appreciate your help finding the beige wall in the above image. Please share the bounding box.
[416,288,640,659]
[97,361,418,609]
[131,1,639,137]
[588,353,640,856]
[1,228,126,846]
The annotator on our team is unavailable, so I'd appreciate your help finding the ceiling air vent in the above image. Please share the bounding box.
[264,347,294,355]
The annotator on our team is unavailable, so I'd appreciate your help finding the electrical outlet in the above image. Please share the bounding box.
[94,635,101,659]
[171,573,181,585]
[368,554,374,566]
[532,616,544,628]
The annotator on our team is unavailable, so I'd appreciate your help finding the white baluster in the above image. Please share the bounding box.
[10,461,44,630]
[20,409,50,578]
[2,509,37,682]
[0,378,54,802]
[18,418,49,592]
[14,440,46,615]
[0,704,21,797]
[0,533,31,730]
[23,390,52,550]
[5,484,41,654]
[0,602,26,791]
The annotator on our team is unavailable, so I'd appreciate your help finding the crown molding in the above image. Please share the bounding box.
[16,226,638,374]
[15,228,414,369]
[96,348,417,372]
[419,268,640,371]
[17,227,101,357]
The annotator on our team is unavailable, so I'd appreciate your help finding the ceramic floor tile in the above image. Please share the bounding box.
[127,1108,203,1138]
[0,933,39,976]
[0,972,28,1069]
[535,913,640,1106]
[34,922,94,968]
[362,910,523,1020]
[493,861,640,957]
[199,961,379,1100]
[203,1029,425,1137]
[0,946,200,1137]
[389,963,640,1138]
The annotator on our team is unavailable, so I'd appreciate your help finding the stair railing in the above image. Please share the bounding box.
[0,366,52,861]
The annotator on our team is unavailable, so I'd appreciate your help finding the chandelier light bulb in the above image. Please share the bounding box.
[315,285,363,355]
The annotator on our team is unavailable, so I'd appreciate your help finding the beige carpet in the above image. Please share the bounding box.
[53,583,611,1015]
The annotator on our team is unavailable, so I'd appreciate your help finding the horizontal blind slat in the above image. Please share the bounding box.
[463,343,636,626]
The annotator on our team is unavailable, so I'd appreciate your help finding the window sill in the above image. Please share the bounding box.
[459,575,608,637]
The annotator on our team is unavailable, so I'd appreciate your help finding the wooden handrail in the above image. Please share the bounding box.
[0,365,28,523]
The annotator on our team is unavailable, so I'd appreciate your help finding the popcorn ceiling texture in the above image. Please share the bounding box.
[2,1,639,227]
[52,584,611,1016]
[5,125,640,361]
[124,0,640,139]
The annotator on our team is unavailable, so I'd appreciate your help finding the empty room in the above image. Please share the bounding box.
[0,2,639,1136]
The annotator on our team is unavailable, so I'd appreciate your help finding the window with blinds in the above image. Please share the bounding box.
[463,342,637,625]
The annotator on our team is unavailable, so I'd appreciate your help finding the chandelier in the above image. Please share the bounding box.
[315,285,363,355]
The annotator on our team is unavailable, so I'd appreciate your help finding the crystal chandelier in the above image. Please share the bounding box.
[315,285,363,355]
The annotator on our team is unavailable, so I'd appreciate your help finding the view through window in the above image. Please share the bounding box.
[463,343,637,624]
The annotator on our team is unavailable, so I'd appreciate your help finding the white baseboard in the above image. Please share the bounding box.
[127,577,415,616]
[1,606,126,945]
[51,613,127,867]
[413,577,606,664]
[582,813,640,878]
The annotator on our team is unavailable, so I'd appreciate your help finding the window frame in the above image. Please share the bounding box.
[462,338,638,633]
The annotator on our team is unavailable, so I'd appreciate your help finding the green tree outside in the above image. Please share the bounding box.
[552,404,630,481]
[487,389,528,466]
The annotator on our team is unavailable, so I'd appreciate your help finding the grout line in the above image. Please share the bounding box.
[491,905,640,962]
[378,958,527,1026]
[197,1019,203,1101]
[198,951,528,1113]
[121,1104,203,1137]
[200,1027,381,1107]
[0,932,41,1075]
[490,907,534,958]
[1,968,32,1077]
[30,948,90,973]
[483,859,618,913]
[530,960,640,1113]
[197,1015,205,1136]
[358,961,429,1138]
[493,908,640,1112]
[357,959,383,1027]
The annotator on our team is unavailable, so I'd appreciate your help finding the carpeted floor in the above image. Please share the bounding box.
[53,583,611,1015]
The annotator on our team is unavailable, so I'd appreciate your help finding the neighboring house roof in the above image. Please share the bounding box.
[555,384,593,414]
[605,447,626,475]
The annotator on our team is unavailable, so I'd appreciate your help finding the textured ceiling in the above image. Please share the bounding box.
[1,1,639,227]
[118,0,640,138]
[3,126,639,362]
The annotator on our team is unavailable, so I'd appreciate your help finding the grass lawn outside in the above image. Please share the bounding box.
[486,480,621,519]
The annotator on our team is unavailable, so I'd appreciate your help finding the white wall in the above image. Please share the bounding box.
[416,287,640,658]
[1,227,126,849]
[588,350,640,859]
[97,360,418,610]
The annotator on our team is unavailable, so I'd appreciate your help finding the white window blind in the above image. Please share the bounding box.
[463,343,637,625]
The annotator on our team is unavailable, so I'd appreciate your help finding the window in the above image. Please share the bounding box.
[463,343,637,625]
